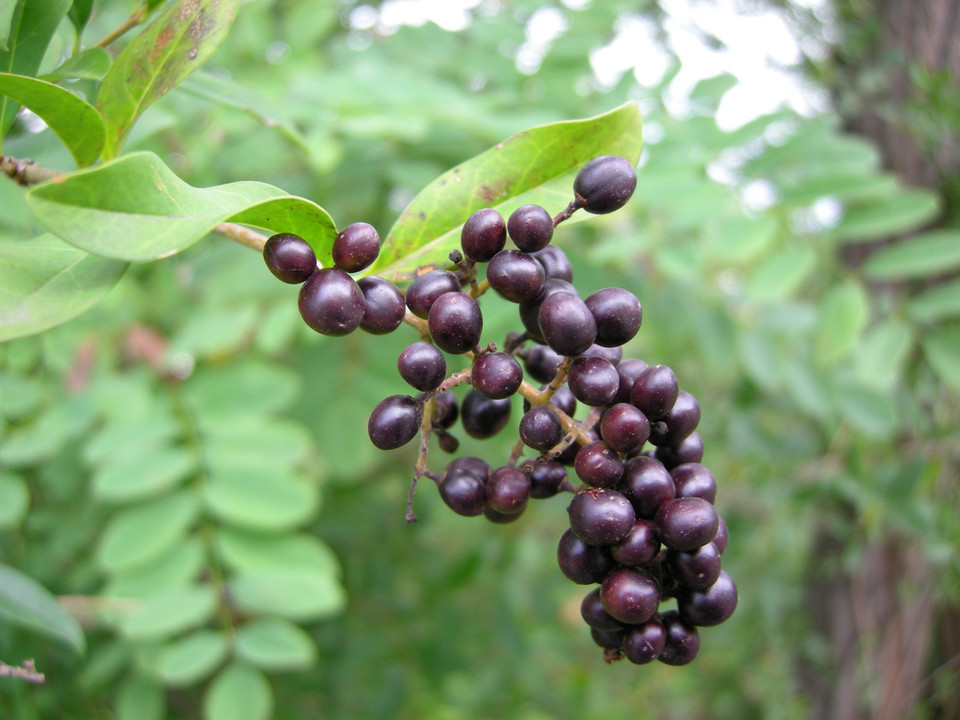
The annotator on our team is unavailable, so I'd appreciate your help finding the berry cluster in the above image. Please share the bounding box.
[261,155,736,667]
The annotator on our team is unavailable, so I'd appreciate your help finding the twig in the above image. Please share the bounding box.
[213,222,269,252]
[1,156,65,186]
[0,659,45,684]
[95,5,148,48]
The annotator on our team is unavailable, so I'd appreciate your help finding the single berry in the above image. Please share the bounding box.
[655,497,719,552]
[263,232,317,283]
[654,432,704,470]
[649,391,700,447]
[461,208,506,262]
[486,466,531,515]
[573,155,637,214]
[567,488,635,546]
[610,519,661,567]
[581,588,624,632]
[622,618,666,665]
[519,406,564,452]
[557,529,615,584]
[613,358,648,404]
[367,395,423,450]
[524,459,568,499]
[431,391,459,429]
[619,456,676,519]
[487,249,545,303]
[298,268,365,336]
[583,343,623,366]
[472,352,523,399]
[590,627,625,651]
[507,204,554,252]
[523,344,564,384]
[357,276,405,334]
[584,287,642,347]
[531,245,573,282]
[657,610,700,666]
[446,456,491,484]
[713,517,729,555]
[600,567,660,625]
[677,570,738,627]
[460,389,511,439]
[519,278,578,342]
[631,365,679,420]
[331,222,380,273]
[671,463,717,503]
[668,542,722,591]
[405,270,460,318]
[567,356,619,407]
[599,403,650,455]
[574,441,624,488]
[438,467,486,517]
[538,292,597,357]
[484,505,523,523]
[428,292,483,354]
[397,342,447,392]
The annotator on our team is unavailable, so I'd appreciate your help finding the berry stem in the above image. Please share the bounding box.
[403,308,432,342]
[214,222,271,252]
[552,199,583,227]
[406,397,436,523]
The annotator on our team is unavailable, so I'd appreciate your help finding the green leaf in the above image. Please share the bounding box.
[0,0,16,52]
[67,0,93,34]
[185,360,301,420]
[156,629,229,686]
[40,47,111,81]
[0,395,94,465]
[813,281,869,366]
[96,0,242,158]
[203,468,319,531]
[0,234,127,343]
[862,230,960,280]
[84,412,180,467]
[705,215,778,265]
[25,151,336,262]
[0,562,85,654]
[0,370,43,418]
[97,490,200,572]
[93,446,197,503]
[0,0,71,139]
[229,567,346,621]
[833,380,898,440]
[921,325,960,393]
[104,538,205,600]
[744,245,817,302]
[203,663,273,720]
[0,470,28,528]
[370,102,643,278]
[235,617,316,671]
[119,583,218,641]
[908,277,960,323]
[215,529,341,577]
[116,674,166,720]
[854,321,912,391]
[203,418,315,474]
[831,190,941,243]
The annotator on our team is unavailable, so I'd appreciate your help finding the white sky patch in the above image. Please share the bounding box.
[515,7,570,75]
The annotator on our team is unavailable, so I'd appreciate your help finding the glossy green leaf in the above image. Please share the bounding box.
[67,0,93,34]
[0,562,85,653]
[370,102,642,278]
[831,190,941,243]
[25,151,336,262]
[93,446,196,503]
[203,663,273,720]
[861,230,960,280]
[156,629,229,687]
[229,567,346,621]
[119,583,217,640]
[41,47,111,81]
[97,490,200,572]
[116,675,165,720]
[104,538,205,600]
[0,234,127,342]
[0,470,29,528]
[813,281,869,365]
[235,617,316,671]
[96,0,241,158]
[854,321,912,391]
[744,245,817,302]
[203,468,318,531]
[921,325,960,393]
[908,277,960,323]
[0,0,71,139]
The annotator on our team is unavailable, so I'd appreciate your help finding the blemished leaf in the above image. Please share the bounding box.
[908,277,960,323]
[118,583,218,640]
[0,234,126,342]
[25,151,336,262]
[370,102,643,279]
[116,675,166,720]
[40,47,111,82]
[813,281,869,366]
[96,490,201,572]
[744,245,817,302]
[203,663,273,720]
[0,0,71,138]
[229,567,346,621]
[203,467,319,531]
[861,230,960,280]
[92,446,197,503]
[0,562,85,654]
[831,190,941,243]
[96,0,242,158]
[155,629,229,686]
[0,470,29,528]
[921,325,960,393]
[235,617,316,671]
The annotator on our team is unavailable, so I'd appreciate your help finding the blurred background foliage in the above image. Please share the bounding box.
[1,0,959,718]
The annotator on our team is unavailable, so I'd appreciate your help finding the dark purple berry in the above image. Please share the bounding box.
[538,292,597,357]
[397,342,447,392]
[567,488,635,546]
[622,618,666,664]
[524,460,568,499]
[446,456,491,484]
[567,356,619,407]
[263,233,317,283]
[655,497,719,552]
[631,365,679,420]
[357,276,405,334]
[557,529,615,584]
[655,432,704,470]
[610,519,661,566]
[649,391,700,447]
[714,517,729,554]
[298,268,365,336]
[367,395,423,450]
[460,390,511,439]
[519,407,564,452]
[486,466,531,515]
[438,468,486,517]
[483,505,523,523]
[531,245,573,282]
[405,270,460,318]
[599,403,650,455]
[546,385,578,419]
[507,204,554,253]
[428,292,483,354]
[613,358,648,404]
[600,567,660,625]
[671,463,717,503]
[677,570,738,626]
[574,441,624,489]
[658,610,700,665]
[461,208,506,262]
[523,344,563,383]
[590,627,625,650]
[619,456,676,519]
[668,542,722,591]
[583,343,623,366]
[472,352,523,399]
[431,391,459,429]
[573,155,637,214]
[331,222,379,273]
[581,587,624,631]
[585,287,642,347]
[487,249,545,303]
[518,278,577,342]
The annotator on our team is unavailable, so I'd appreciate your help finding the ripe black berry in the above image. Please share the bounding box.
[460,389,511,439]
[567,488,635,546]
[523,344,564,384]
[331,222,380,273]
[631,364,679,420]
[405,269,461,318]
[507,204,554,253]
[668,542,721,591]
[574,441,624,488]
[487,249,545,303]
[580,588,624,632]
[573,155,637,214]
[357,276,405,334]
[472,352,523,399]
[446,456,491,483]
[431,391,459,429]
[438,467,486,517]
[567,356,619,407]
[655,497,719,552]
[486,466,531,515]
[677,570,738,627]
[428,292,483,354]
[538,292,597,357]
[298,267,365,336]
[519,406,564,452]
[657,610,700,666]
[599,403,650,455]
[524,459,568,499]
[461,208,506,262]
[654,432,704,470]
[600,567,660,625]
[610,519,661,567]
[622,618,666,665]
[648,390,700,447]
[613,358,648,405]
[584,287,642,347]
[263,232,317,284]
[619,456,676,519]
[519,278,578,342]
[367,395,423,450]
[557,529,615,584]
[397,341,447,392]
[671,463,717,503]
[531,245,573,282]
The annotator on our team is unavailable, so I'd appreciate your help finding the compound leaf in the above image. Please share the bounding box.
[229,567,345,621]
[155,629,229,686]
[0,562,85,654]
[235,617,316,671]
[203,663,273,720]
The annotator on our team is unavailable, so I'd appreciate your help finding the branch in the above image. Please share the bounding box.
[213,222,269,252]
[1,156,65,186]
[95,5,148,48]
[0,659,45,684]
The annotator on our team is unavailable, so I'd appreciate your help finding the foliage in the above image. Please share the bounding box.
[1,1,958,719]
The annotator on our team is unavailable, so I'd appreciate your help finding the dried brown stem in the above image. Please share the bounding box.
[1,156,65,186]
[0,659,45,684]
